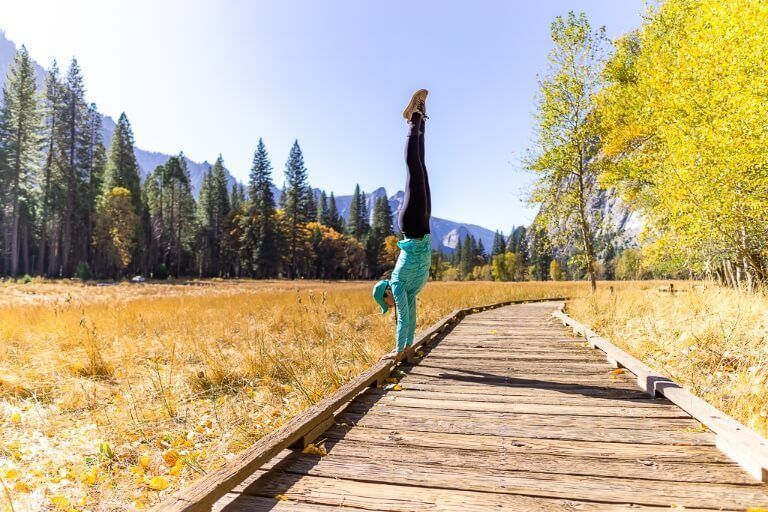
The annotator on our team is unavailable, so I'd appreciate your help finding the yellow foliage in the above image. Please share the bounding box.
[301,443,327,457]
[597,0,768,283]
[148,475,169,491]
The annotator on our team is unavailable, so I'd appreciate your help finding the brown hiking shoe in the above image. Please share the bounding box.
[402,89,428,122]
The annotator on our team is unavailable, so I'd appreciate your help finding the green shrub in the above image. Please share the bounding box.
[154,264,169,280]
[74,261,92,281]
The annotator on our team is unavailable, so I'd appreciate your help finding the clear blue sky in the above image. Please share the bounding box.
[2,0,645,231]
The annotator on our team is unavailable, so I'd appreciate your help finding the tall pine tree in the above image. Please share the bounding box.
[38,60,65,276]
[59,58,91,276]
[103,113,141,212]
[282,140,312,278]
[327,192,344,233]
[197,156,231,276]
[366,195,394,277]
[317,190,329,225]
[242,138,279,278]
[0,45,41,276]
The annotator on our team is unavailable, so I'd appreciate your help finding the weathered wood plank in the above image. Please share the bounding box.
[404,365,642,388]
[215,494,363,511]
[321,424,731,462]
[354,393,690,418]
[399,378,653,399]
[230,473,722,512]
[336,410,716,445]
[343,402,699,429]
[263,453,768,509]
[315,437,756,484]
[365,386,675,407]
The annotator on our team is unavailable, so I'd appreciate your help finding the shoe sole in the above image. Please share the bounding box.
[402,89,429,120]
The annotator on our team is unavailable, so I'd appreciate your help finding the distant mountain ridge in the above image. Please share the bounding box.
[1,30,496,255]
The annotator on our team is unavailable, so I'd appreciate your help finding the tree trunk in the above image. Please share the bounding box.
[576,156,597,292]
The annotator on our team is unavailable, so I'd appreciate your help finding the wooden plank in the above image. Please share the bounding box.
[343,401,698,429]
[265,453,768,509]
[416,359,633,374]
[229,473,719,512]
[316,437,756,484]
[353,393,690,418]
[421,350,606,361]
[321,424,731,462]
[215,494,363,511]
[553,308,768,482]
[399,378,653,399]
[404,365,642,388]
[335,410,716,445]
[365,386,676,407]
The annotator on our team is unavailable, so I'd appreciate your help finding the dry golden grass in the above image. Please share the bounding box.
[568,282,768,438]
[0,279,579,511]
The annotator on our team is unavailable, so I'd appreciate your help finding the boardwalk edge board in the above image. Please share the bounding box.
[552,306,768,483]
[153,297,565,511]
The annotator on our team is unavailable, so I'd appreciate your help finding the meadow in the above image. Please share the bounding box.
[1,279,766,511]
[0,279,577,511]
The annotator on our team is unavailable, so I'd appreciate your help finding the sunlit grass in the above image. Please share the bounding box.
[0,279,579,511]
[568,282,768,438]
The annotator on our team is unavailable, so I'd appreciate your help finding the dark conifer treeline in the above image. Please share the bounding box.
[0,46,559,283]
[0,48,403,280]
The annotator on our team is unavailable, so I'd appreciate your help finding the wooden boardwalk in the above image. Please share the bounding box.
[213,301,768,511]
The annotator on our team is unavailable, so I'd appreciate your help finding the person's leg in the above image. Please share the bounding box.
[398,113,430,238]
[418,116,431,221]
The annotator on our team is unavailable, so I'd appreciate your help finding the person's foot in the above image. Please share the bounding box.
[403,89,428,122]
[383,349,399,360]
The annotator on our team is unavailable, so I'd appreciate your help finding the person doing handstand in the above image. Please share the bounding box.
[372,89,432,362]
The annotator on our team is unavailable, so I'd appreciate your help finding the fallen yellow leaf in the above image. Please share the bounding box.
[51,495,71,510]
[139,454,151,469]
[163,449,180,466]
[301,443,327,457]
[169,460,184,476]
[10,412,21,423]
[149,476,169,491]
[13,480,31,493]
[81,467,99,486]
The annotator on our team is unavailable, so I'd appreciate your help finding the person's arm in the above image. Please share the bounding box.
[406,293,418,347]
[391,282,410,353]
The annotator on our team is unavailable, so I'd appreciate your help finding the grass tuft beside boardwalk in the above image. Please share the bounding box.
[569,283,768,438]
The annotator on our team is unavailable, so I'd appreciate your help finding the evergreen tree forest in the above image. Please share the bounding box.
[0,50,403,280]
